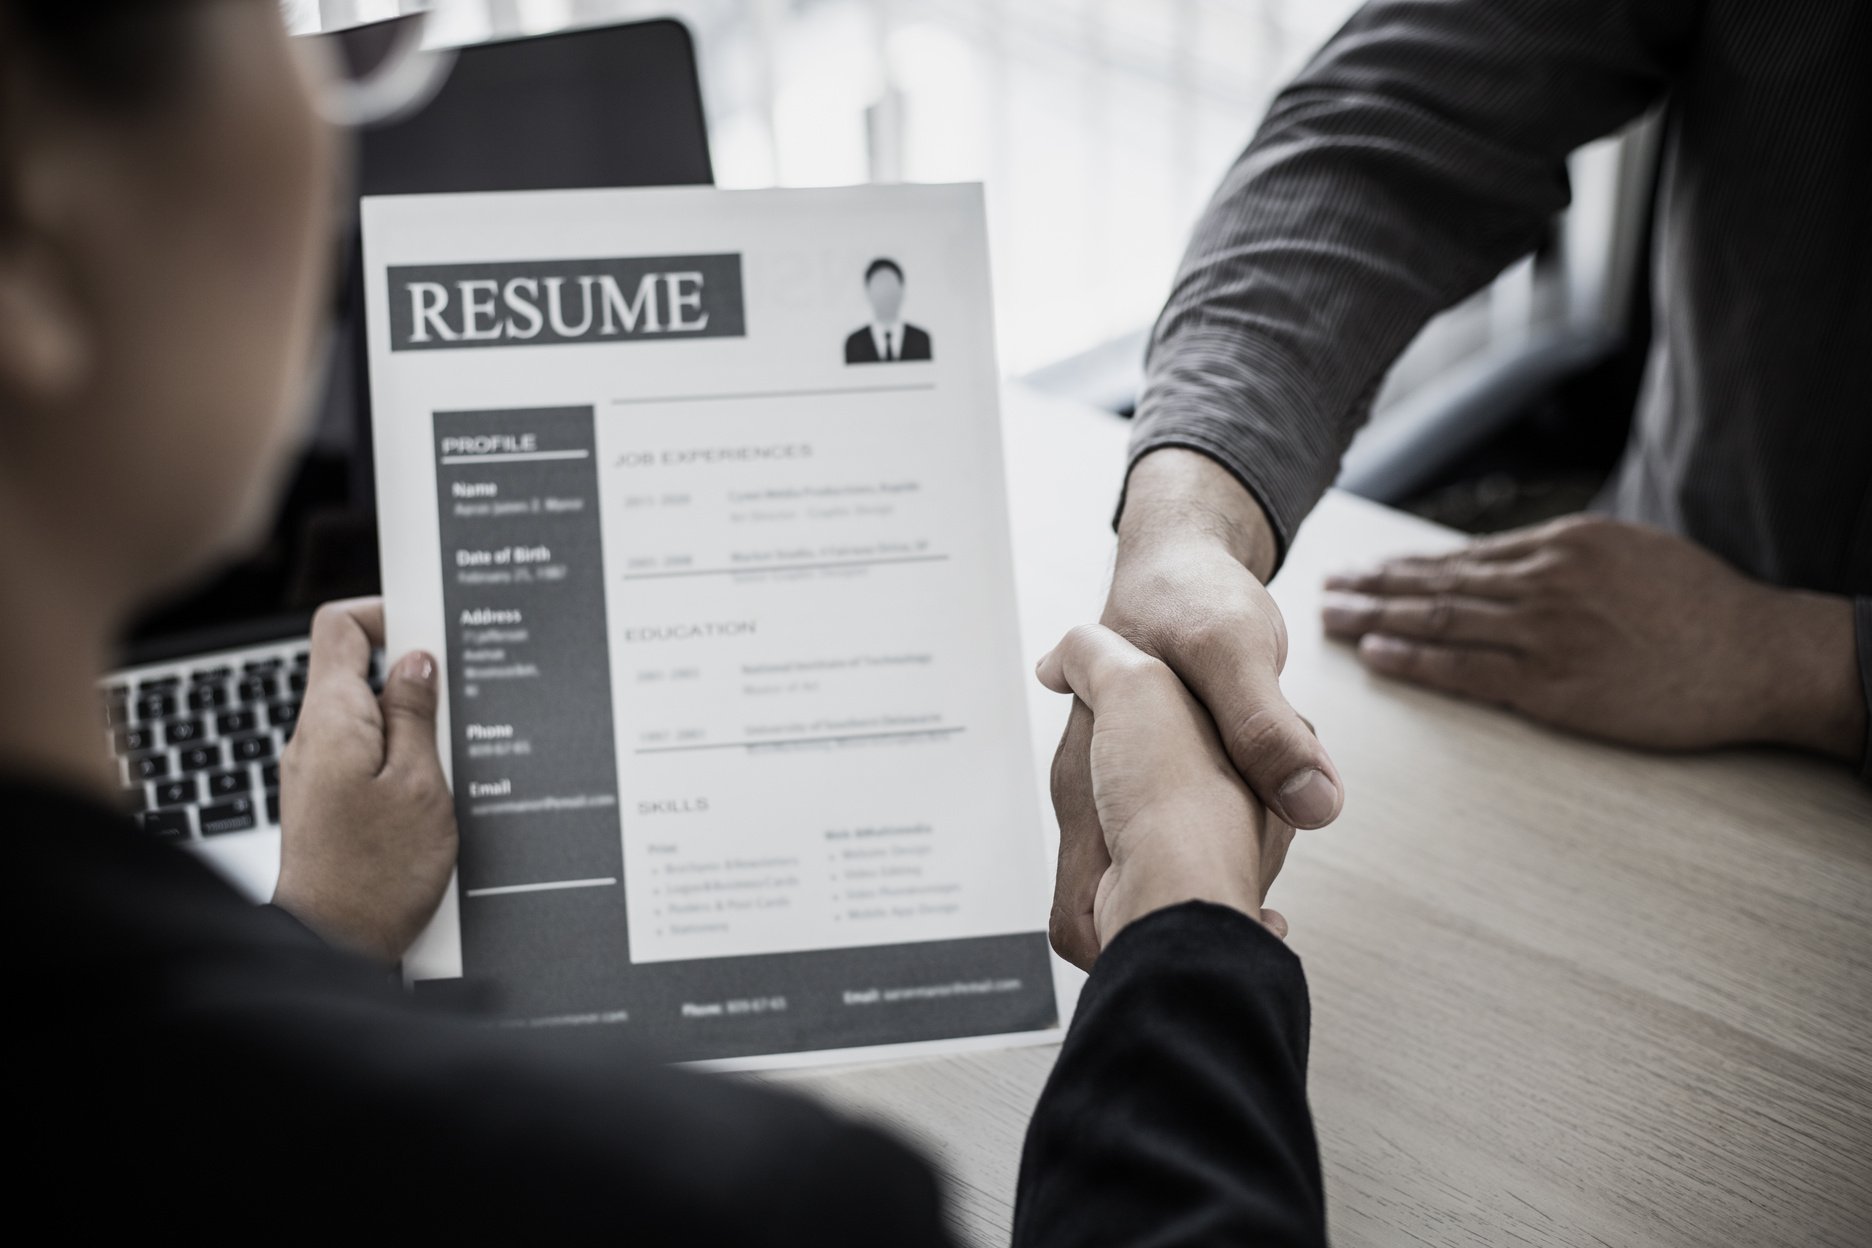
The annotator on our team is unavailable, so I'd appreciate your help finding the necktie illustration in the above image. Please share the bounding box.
[885,329,896,361]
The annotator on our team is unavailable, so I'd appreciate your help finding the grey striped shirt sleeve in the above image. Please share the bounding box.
[1126,0,1696,566]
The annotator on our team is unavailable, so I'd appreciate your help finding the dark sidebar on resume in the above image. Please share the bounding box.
[424,404,1057,1056]
[431,406,631,1010]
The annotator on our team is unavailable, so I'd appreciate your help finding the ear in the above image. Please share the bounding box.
[0,236,89,407]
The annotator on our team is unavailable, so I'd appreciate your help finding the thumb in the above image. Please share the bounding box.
[1201,666,1342,830]
[379,651,442,777]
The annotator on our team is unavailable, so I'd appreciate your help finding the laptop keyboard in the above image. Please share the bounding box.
[102,637,381,842]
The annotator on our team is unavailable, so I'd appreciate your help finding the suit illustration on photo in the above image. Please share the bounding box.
[845,257,933,365]
[845,323,932,364]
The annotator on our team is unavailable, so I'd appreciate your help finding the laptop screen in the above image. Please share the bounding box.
[120,17,714,663]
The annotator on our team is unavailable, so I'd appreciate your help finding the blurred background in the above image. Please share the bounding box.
[292,0,1664,533]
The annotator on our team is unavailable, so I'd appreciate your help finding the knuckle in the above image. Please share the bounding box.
[1060,622,1105,656]
[1426,561,1464,597]
[1223,705,1308,773]
[1048,740,1087,810]
[395,767,447,811]
[1182,603,1276,673]
[1046,911,1094,970]
[309,601,349,641]
[1545,514,1602,547]
[1424,594,1457,638]
[1119,651,1177,690]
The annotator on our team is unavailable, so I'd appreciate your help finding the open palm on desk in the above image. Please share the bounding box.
[1321,515,1865,760]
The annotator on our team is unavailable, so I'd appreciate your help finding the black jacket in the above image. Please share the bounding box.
[845,323,933,363]
[17,777,1324,1243]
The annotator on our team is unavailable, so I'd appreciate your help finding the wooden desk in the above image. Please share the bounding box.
[765,385,1872,1247]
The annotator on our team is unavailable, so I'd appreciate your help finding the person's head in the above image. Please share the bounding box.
[0,0,339,618]
[863,257,904,323]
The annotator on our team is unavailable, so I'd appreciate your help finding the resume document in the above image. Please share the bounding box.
[363,185,1059,1065]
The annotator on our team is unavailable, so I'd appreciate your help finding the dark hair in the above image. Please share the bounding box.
[864,258,904,285]
[2,0,197,105]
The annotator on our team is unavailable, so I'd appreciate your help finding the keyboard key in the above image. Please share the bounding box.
[243,657,283,674]
[237,675,278,704]
[187,683,229,714]
[261,762,280,789]
[291,650,309,668]
[126,752,170,782]
[139,809,191,840]
[165,717,206,747]
[207,769,251,798]
[105,697,131,728]
[134,692,176,722]
[137,674,180,693]
[269,701,300,731]
[104,682,129,700]
[191,665,233,683]
[216,709,257,736]
[154,778,199,808]
[179,743,223,773]
[265,792,281,825]
[199,797,257,836]
[114,725,156,754]
[229,734,275,763]
[288,669,308,694]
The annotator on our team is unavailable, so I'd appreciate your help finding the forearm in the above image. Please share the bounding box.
[1132,0,1689,562]
[1012,901,1326,1248]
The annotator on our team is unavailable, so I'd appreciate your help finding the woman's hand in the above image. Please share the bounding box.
[1038,624,1294,967]
[272,598,457,964]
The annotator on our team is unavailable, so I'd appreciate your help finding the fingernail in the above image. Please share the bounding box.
[1359,634,1407,663]
[398,652,436,685]
[1277,767,1338,827]
[1319,591,1370,627]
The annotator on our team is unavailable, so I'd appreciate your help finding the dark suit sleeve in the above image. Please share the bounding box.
[1128,0,1699,566]
[1855,597,1872,784]
[1013,902,1326,1247]
[23,808,954,1245]
[846,327,876,363]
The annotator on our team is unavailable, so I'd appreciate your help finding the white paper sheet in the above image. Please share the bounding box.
[362,184,1061,1067]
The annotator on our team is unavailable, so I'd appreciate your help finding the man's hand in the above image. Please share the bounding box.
[1048,449,1339,968]
[1322,515,1866,758]
[1038,625,1293,961]
[272,598,458,964]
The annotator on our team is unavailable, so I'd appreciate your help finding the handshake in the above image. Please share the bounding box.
[1039,451,1343,970]
[1036,622,1301,966]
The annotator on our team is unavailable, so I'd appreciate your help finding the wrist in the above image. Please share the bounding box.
[1117,448,1279,580]
[1746,587,1865,761]
[1096,808,1265,943]
[272,876,405,966]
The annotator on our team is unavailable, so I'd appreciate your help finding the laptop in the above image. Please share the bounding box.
[101,16,715,900]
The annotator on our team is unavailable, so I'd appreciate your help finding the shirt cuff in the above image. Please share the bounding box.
[1855,597,1872,785]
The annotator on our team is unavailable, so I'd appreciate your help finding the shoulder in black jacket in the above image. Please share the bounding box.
[15,777,1323,1244]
